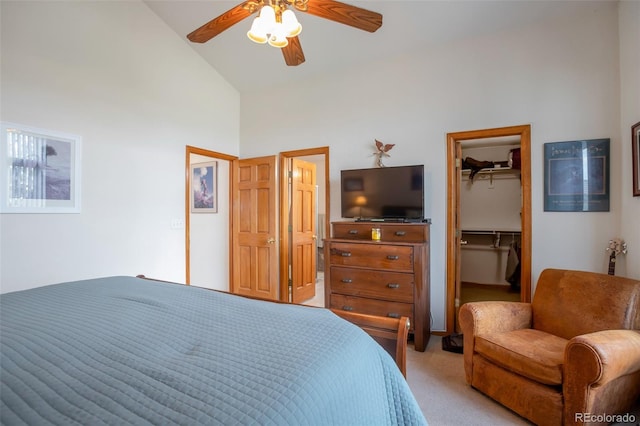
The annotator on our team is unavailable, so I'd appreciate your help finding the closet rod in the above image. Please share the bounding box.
[461,230,521,235]
[460,244,509,251]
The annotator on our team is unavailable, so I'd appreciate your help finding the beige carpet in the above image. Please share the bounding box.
[407,336,640,426]
[406,335,532,425]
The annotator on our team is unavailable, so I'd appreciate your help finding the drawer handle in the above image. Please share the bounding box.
[387,255,399,260]
[387,313,401,319]
[387,283,400,289]
[342,305,354,311]
[395,231,406,236]
[341,252,352,257]
[348,229,359,234]
[341,279,353,284]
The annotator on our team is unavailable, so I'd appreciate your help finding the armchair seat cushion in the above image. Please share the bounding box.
[476,328,568,385]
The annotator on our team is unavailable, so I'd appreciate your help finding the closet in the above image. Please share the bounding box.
[459,140,521,306]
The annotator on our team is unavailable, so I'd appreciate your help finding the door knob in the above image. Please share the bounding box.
[267,237,276,244]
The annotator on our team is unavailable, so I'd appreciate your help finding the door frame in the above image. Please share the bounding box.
[279,147,330,302]
[445,125,531,334]
[184,145,238,286]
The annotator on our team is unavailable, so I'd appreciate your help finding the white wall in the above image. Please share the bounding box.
[240,2,626,331]
[0,1,240,293]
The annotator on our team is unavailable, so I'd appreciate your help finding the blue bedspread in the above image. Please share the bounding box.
[1,276,427,425]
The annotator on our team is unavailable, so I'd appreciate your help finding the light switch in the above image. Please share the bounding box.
[170,219,185,229]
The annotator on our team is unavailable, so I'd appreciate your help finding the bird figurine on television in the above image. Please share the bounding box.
[373,139,395,167]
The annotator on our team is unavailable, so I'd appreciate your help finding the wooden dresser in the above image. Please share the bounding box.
[324,221,431,351]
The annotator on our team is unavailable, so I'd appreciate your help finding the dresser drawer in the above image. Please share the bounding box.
[379,224,428,242]
[328,243,413,271]
[332,222,427,242]
[332,223,378,240]
[329,266,414,303]
[330,294,414,325]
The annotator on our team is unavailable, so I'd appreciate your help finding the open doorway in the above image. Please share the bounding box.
[445,125,531,335]
[279,147,330,306]
[184,145,238,288]
[459,136,522,307]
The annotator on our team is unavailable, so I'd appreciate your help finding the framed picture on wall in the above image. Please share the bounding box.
[190,161,217,213]
[632,121,640,197]
[0,121,81,213]
[544,138,610,212]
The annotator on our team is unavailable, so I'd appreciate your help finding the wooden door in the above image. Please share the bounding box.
[290,158,317,303]
[231,156,279,300]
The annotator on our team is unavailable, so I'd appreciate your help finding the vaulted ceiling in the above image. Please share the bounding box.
[145,1,612,93]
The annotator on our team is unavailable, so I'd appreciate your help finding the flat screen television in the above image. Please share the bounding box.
[341,165,424,221]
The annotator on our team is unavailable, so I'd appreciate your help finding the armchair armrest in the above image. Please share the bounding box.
[459,301,532,336]
[565,329,640,385]
[458,301,532,384]
[564,330,640,420]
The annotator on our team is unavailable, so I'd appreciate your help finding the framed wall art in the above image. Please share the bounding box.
[0,122,81,213]
[190,161,217,213]
[544,138,609,212]
[632,121,640,197]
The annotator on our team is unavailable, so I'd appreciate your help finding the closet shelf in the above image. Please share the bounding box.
[462,167,519,175]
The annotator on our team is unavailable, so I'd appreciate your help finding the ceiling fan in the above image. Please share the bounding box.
[187,0,383,66]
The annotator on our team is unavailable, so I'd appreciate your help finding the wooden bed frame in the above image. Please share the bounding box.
[331,309,409,377]
[136,275,410,377]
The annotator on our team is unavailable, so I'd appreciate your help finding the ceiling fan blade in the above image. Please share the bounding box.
[282,37,306,66]
[187,3,255,43]
[304,0,382,33]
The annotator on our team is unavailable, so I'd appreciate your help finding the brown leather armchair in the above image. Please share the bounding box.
[459,268,640,426]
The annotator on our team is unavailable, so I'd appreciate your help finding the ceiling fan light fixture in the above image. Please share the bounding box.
[267,23,289,48]
[247,4,298,48]
[247,5,277,44]
[259,5,276,31]
[247,17,268,44]
[281,9,302,37]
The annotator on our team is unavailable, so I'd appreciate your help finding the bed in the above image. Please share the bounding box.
[0,276,427,425]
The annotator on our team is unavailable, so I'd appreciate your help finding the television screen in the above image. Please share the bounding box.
[341,165,424,221]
